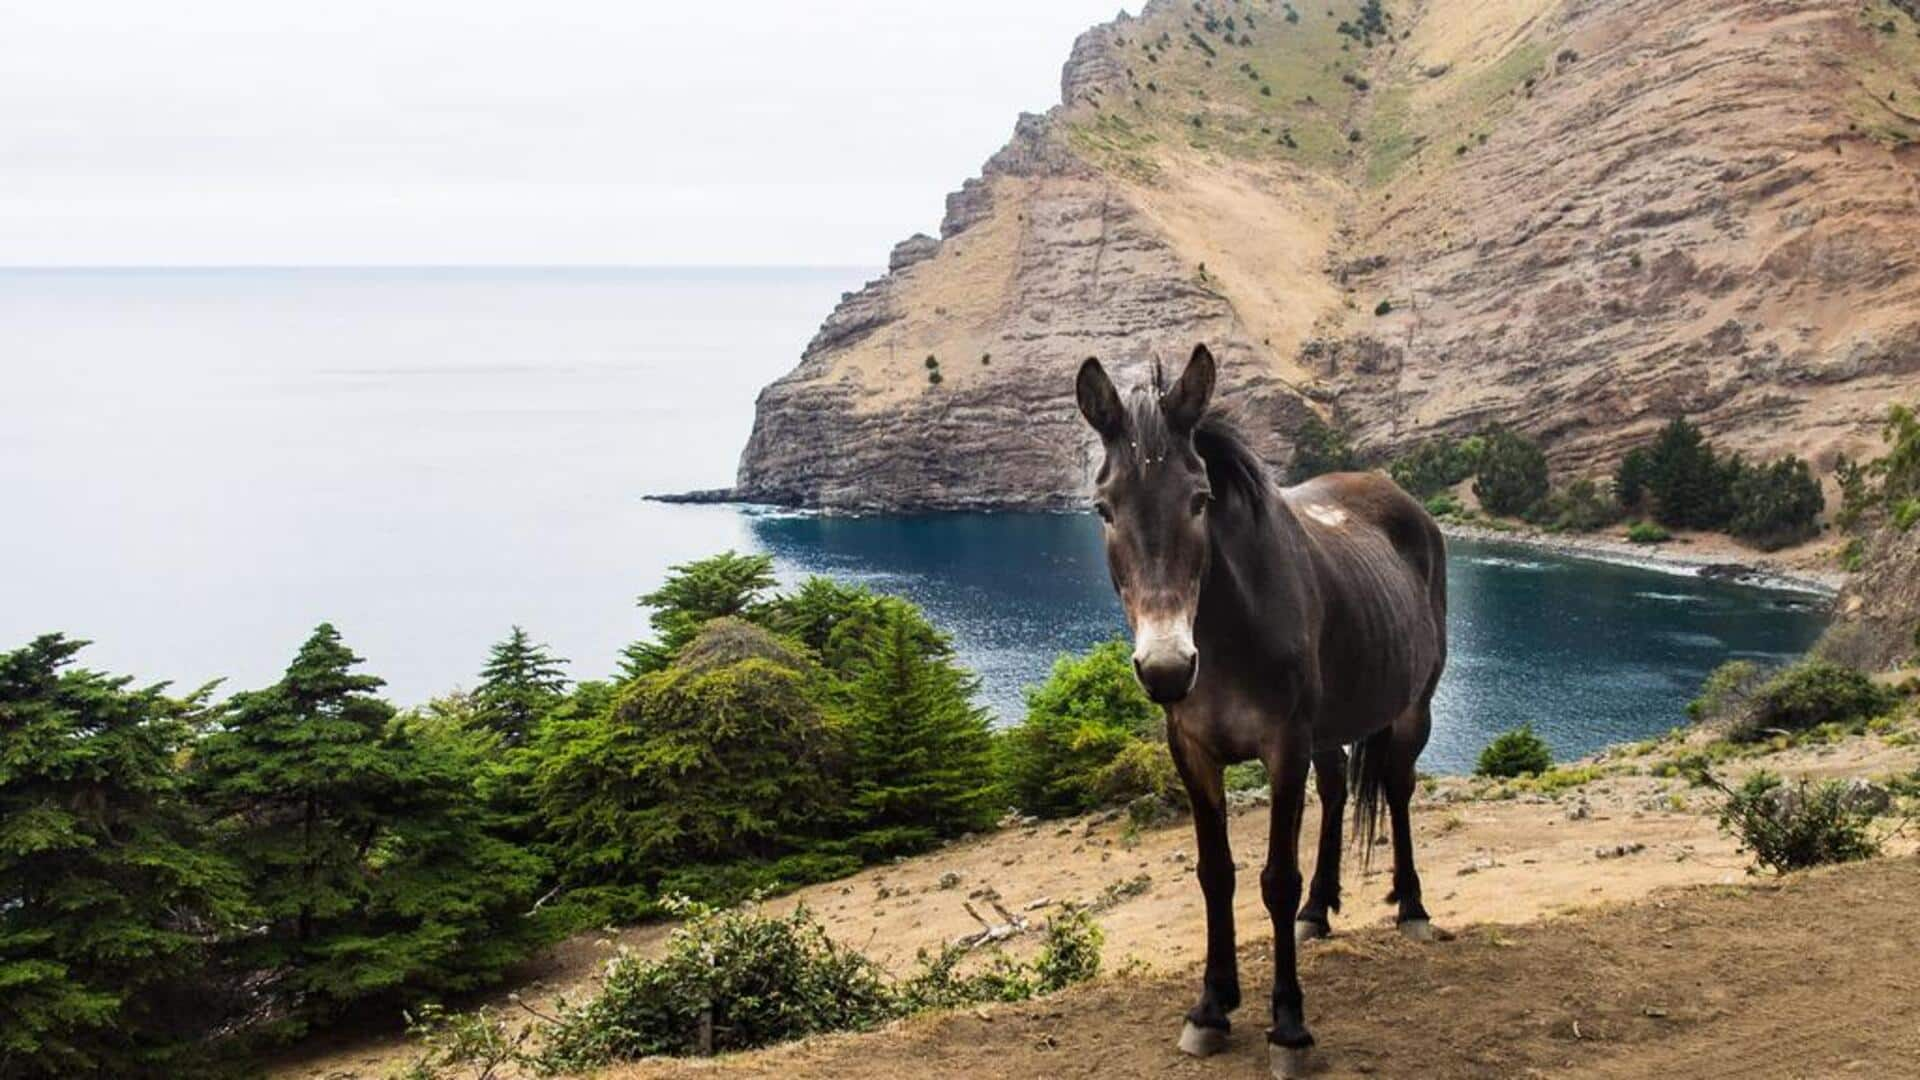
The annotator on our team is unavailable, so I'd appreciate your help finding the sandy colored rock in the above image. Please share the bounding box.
[737,0,1920,511]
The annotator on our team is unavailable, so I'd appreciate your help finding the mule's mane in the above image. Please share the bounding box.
[1193,411,1273,514]
[1118,384,1273,514]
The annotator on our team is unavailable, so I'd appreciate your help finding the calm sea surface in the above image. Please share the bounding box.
[1,268,1827,772]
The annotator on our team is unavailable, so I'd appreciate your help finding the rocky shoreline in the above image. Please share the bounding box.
[1440,521,1844,597]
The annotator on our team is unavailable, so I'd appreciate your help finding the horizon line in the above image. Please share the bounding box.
[0,262,882,272]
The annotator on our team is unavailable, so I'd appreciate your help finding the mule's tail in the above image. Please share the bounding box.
[1348,727,1392,870]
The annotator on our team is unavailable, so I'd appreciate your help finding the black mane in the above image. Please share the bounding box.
[1192,410,1274,515]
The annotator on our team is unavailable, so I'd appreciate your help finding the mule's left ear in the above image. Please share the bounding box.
[1076,357,1126,441]
[1162,344,1216,432]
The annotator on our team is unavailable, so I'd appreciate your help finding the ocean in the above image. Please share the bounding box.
[0,267,1827,772]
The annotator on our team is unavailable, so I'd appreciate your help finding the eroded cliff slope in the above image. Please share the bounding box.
[736,0,1920,511]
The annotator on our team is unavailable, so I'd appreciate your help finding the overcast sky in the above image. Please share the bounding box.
[2,1,1126,266]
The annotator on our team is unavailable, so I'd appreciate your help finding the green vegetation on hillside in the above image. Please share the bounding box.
[1614,418,1824,550]
[0,554,1014,1075]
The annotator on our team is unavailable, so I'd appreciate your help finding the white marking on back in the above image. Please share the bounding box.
[1303,504,1348,528]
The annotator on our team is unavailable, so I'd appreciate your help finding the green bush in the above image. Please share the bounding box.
[531,899,1102,1072]
[536,900,897,1070]
[1618,418,1738,529]
[1708,771,1882,873]
[1687,659,1764,726]
[1473,427,1550,517]
[1001,641,1159,818]
[1734,660,1897,742]
[1373,299,1392,316]
[1287,415,1361,483]
[1625,521,1670,544]
[1528,477,1621,532]
[1424,492,1467,519]
[1476,723,1553,778]
[1729,455,1825,550]
[1091,738,1183,809]
[1390,436,1483,498]
[1895,498,1920,532]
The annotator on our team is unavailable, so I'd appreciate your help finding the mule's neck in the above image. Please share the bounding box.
[1194,476,1322,671]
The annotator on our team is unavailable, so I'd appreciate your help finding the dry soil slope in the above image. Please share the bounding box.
[616,858,1920,1080]
[734,0,1920,511]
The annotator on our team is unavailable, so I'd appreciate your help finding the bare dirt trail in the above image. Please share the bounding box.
[615,856,1920,1080]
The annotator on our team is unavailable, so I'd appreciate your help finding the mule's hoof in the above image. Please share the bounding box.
[1270,1043,1313,1079]
[1293,919,1330,946]
[1397,918,1436,943]
[1179,1020,1231,1057]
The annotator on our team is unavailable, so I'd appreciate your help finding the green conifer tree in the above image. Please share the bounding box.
[620,552,778,677]
[193,624,540,1036]
[0,635,245,1077]
[538,619,842,914]
[843,604,1000,856]
[473,625,568,747]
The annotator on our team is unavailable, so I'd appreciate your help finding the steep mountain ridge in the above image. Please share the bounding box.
[736,0,1920,511]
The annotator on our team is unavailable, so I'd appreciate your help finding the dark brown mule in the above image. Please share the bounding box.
[1076,345,1448,1079]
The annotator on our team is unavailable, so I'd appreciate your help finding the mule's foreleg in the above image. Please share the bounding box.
[1260,733,1314,1073]
[1168,731,1238,1055]
[1294,746,1347,944]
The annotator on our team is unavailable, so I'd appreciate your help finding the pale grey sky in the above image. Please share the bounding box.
[2,0,1126,266]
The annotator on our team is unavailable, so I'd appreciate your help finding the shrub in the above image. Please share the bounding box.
[1287,415,1361,482]
[536,900,896,1070]
[1729,455,1824,550]
[1895,498,1920,532]
[1001,641,1159,818]
[531,899,1102,1072]
[1625,521,1670,544]
[1528,477,1621,532]
[1473,427,1550,517]
[1619,418,1739,529]
[1687,659,1764,726]
[1374,298,1393,316]
[1707,771,1882,873]
[1424,492,1467,519]
[929,369,943,385]
[1476,723,1552,777]
[1734,659,1897,742]
[1091,738,1183,809]
[1391,436,1483,498]
[925,354,938,369]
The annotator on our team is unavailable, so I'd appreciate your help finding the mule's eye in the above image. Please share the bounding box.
[1189,491,1210,517]
[1095,501,1114,524]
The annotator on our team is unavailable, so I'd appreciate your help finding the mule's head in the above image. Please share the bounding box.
[1076,344,1217,705]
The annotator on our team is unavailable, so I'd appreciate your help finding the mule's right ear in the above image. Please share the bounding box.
[1076,357,1125,440]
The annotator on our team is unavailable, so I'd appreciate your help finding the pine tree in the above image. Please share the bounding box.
[843,603,1000,856]
[1001,641,1159,818]
[539,619,842,911]
[193,624,540,1036]
[0,635,245,1077]
[473,626,568,747]
[620,552,778,677]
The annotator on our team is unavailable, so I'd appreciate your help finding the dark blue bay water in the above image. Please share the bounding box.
[1,268,1826,773]
[746,512,1827,773]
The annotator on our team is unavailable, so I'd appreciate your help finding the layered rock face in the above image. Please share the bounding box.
[737,0,1920,511]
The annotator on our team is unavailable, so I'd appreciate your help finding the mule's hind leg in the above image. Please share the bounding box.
[1168,730,1239,1056]
[1386,702,1435,940]
[1293,747,1346,945]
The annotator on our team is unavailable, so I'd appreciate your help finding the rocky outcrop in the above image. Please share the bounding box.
[1823,523,1920,670]
[736,0,1920,512]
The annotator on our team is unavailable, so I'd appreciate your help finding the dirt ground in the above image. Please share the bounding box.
[616,855,1920,1080]
[273,728,1920,1080]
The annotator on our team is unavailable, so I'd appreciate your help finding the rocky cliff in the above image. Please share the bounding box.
[736,0,1920,511]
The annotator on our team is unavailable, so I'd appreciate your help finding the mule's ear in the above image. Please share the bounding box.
[1162,344,1216,432]
[1076,357,1125,440]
